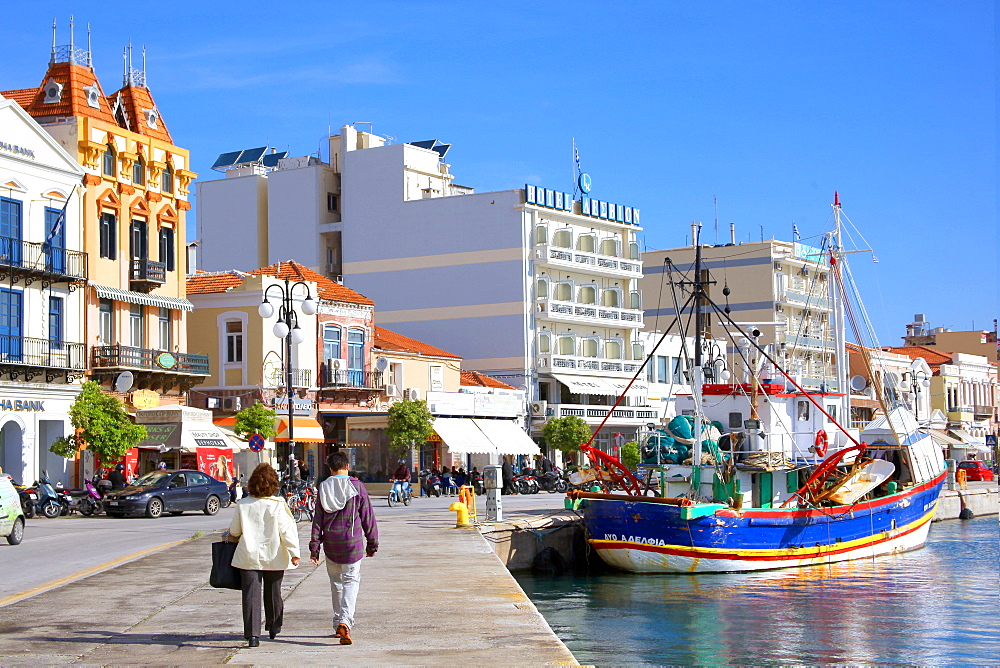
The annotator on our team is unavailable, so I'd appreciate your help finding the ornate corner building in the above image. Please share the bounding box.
[1,22,208,479]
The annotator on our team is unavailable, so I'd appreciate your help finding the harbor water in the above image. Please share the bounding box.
[516,517,1000,666]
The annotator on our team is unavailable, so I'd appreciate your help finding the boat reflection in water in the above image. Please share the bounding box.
[516,518,1000,665]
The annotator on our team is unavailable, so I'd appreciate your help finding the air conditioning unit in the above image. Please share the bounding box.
[406,388,421,401]
[327,358,347,370]
[385,384,399,397]
[222,397,242,411]
[530,400,548,417]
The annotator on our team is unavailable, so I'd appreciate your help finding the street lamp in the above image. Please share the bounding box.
[908,367,931,421]
[259,278,316,461]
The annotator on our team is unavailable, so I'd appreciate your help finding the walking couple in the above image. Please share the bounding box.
[227,451,378,647]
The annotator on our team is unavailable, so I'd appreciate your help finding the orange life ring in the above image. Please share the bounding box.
[956,468,967,486]
[814,430,829,457]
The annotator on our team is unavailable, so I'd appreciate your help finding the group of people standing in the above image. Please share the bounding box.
[226,451,378,648]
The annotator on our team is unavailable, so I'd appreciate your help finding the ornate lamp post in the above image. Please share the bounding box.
[908,366,931,421]
[259,278,316,461]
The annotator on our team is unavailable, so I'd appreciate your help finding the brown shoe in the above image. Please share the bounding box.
[337,624,352,645]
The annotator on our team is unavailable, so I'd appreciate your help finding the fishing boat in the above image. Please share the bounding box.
[569,195,947,573]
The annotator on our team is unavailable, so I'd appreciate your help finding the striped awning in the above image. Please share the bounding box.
[275,417,326,443]
[92,284,194,312]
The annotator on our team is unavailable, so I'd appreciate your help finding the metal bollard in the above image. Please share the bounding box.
[448,501,472,528]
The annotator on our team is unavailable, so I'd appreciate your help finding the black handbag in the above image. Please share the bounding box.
[210,540,242,590]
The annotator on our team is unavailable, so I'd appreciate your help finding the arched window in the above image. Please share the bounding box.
[535,277,549,299]
[581,337,599,358]
[553,281,573,302]
[323,325,341,361]
[632,342,644,360]
[132,154,145,185]
[577,233,596,253]
[558,335,576,356]
[102,144,116,177]
[534,224,547,245]
[605,338,623,359]
[347,328,365,385]
[553,228,572,248]
[600,237,619,257]
[628,241,640,260]
[537,332,551,354]
[602,287,622,308]
[578,285,597,304]
[629,290,641,310]
[161,164,174,193]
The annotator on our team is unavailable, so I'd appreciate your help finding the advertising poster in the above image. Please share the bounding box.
[197,447,235,482]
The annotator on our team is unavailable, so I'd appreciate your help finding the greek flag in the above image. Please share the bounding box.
[44,197,69,246]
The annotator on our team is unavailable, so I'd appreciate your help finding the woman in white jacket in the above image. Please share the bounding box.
[228,463,300,647]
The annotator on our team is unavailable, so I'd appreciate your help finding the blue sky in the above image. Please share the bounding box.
[4,1,995,344]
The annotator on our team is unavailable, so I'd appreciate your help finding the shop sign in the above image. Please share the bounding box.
[274,397,314,415]
[128,389,160,409]
[0,399,45,411]
[0,140,35,160]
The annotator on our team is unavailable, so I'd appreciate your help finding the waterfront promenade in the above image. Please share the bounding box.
[0,495,577,665]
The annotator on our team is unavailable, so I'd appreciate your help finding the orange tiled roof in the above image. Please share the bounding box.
[106,84,173,143]
[374,326,462,359]
[882,345,953,366]
[250,260,374,306]
[2,62,118,126]
[186,270,248,295]
[2,89,36,107]
[461,371,515,389]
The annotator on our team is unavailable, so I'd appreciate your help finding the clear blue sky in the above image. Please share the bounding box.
[4,1,995,345]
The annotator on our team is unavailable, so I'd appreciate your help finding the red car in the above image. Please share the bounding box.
[957,460,995,482]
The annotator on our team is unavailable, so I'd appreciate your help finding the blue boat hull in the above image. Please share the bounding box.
[583,471,947,573]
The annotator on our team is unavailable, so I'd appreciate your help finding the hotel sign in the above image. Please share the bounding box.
[524,183,640,226]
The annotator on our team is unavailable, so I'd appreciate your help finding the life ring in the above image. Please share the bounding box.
[956,468,967,487]
[814,430,829,457]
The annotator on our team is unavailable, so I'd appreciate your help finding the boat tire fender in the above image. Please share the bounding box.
[814,430,829,457]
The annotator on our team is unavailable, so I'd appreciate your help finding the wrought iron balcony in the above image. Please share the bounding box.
[263,366,313,389]
[91,345,210,375]
[0,237,88,285]
[322,369,383,389]
[0,335,87,380]
[130,258,166,291]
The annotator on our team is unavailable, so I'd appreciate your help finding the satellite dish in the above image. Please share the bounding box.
[849,375,868,392]
[375,357,388,372]
[115,371,135,393]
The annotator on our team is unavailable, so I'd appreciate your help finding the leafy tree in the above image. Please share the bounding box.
[541,415,593,455]
[233,401,278,439]
[386,400,434,459]
[621,440,640,471]
[49,381,147,463]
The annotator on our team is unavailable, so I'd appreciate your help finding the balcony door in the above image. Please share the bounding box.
[347,329,364,386]
[44,206,66,273]
[131,220,148,260]
[0,288,22,361]
[0,197,22,267]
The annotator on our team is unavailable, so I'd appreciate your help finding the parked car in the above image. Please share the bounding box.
[104,470,231,518]
[0,474,25,544]
[957,460,995,482]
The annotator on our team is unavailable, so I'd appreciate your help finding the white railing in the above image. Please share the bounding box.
[536,354,643,375]
[548,403,660,422]
[536,298,643,327]
[537,244,642,276]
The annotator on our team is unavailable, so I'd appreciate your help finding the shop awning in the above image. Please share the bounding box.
[473,419,541,456]
[949,429,985,446]
[92,284,194,312]
[433,418,498,455]
[928,429,963,446]
[275,417,326,443]
[137,422,237,452]
[552,373,647,398]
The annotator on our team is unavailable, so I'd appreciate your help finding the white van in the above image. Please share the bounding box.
[0,475,25,545]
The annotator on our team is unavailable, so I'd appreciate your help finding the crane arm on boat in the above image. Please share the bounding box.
[779,441,868,508]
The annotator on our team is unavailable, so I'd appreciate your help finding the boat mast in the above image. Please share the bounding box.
[831,192,850,426]
[691,224,705,495]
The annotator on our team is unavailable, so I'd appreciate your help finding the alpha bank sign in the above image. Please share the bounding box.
[525,176,640,226]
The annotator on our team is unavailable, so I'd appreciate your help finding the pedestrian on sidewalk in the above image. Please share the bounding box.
[309,451,378,646]
[228,463,301,647]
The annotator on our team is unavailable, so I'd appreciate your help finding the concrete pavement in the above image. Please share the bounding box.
[0,493,577,665]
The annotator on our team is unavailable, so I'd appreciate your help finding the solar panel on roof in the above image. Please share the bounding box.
[261,151,288,167]
[211,151,243,169]
[237,147,268,164]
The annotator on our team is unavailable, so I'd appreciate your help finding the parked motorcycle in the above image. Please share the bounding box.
[13,481,36,519]
[67,479,104,516]
[421,470,442,497]
[513,471,539,495]
[34,475,64,518]
[470,472,485,495]
[538,467,569,493]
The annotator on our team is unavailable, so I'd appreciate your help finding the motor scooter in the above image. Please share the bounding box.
[13,481,36,518]
[421,470,442,497]
[67,479,103,516]
[387,478,412,507]
[34,474,64,518]
[538,466,568,493]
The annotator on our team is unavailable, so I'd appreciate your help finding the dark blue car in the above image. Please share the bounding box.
[104,469,231,518]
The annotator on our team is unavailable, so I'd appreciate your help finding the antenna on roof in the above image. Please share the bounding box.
[50,17,57,65]
[87,24,93,70]
[69,15,75,62]
[142,45,147,83]
[714,196,718,245]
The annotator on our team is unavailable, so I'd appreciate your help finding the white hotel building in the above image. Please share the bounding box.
[197,126,658,449]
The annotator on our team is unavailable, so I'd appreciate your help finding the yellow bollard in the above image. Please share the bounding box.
[449,501,472,528]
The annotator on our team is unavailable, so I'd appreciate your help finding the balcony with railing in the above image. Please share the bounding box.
[536,244,642,277]
[547,402,660,425]
[262,366,313,389]
[130,258,166,292]
[974,404,995,419]
[0,335,87,382]
[535,298,643,328]
[0,237,88,285]
[91,345,210,383]
[536,353,643,375]
[322,368,384,389]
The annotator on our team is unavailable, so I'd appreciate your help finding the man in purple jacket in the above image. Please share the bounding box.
[309,451,378,645]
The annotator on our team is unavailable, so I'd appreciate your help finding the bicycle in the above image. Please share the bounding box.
[387,478,412,507]
[285,480,315,521]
